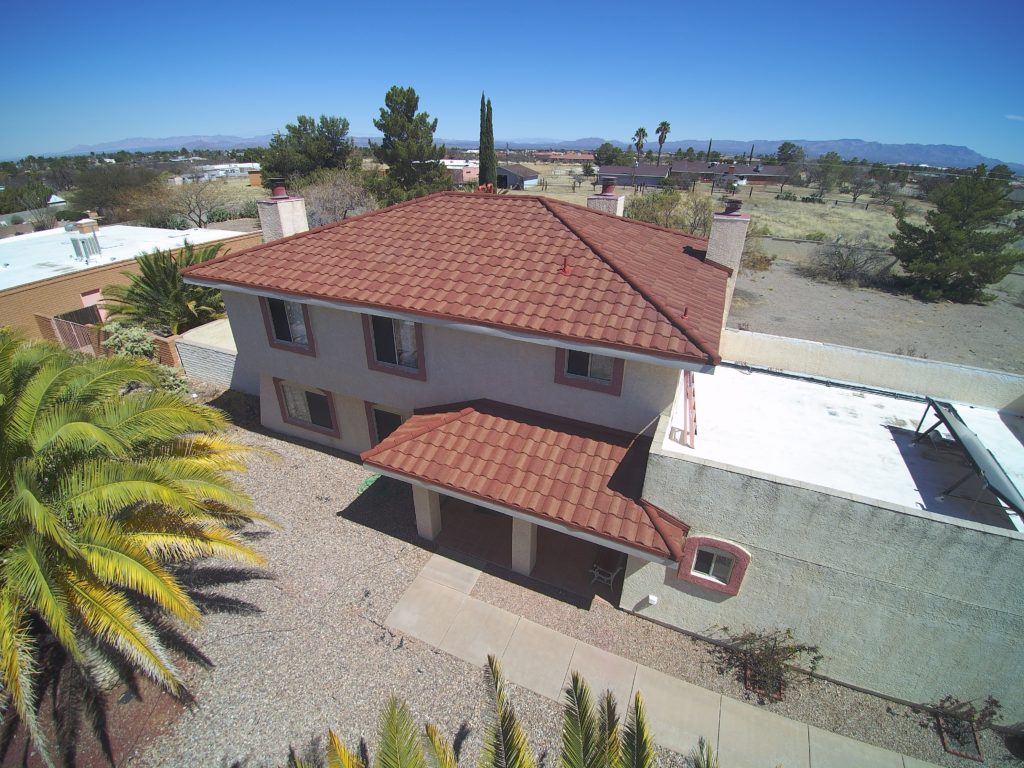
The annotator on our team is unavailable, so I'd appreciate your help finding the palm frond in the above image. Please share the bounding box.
[598,691,620,768]
[0,592,50,763]
[619,693,653,768]
[3,538,81,660]
[78,516,202,626]
[687,737,719,768]
[559,672,600,768]
[65,576,181,693]
[375,697,427,768]
[122,521,265,564]
[329,728,366,768]
[425,724,456,768]
[482,655,535,768]
[4,463,78,553]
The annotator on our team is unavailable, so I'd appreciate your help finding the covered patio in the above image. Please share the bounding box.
[360,399,688,607]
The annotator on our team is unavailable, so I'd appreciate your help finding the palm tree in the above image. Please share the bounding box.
[0,331,265,763]
[632,128,647,166]
[688,737,720,768]
[103,242,225,336]
[655,122,671,166]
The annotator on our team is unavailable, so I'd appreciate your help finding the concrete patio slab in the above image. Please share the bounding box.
[385,576,467,646]
[418,554,481,594]
[632,665,721,756]
[808,726,904,768]
[438,599,520,666]
[718,695,810,768]
[500,618,578,700]
[563,642,637,709]
[902,757,945,768]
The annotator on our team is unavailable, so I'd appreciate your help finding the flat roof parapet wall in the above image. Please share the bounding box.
[721,328,1024,415]
[658,366,1024,535]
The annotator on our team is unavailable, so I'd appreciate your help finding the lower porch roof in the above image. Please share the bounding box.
[359,400,687,561]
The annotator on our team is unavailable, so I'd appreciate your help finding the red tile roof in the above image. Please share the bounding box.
[360,400,688,560]
[182,191,729,365]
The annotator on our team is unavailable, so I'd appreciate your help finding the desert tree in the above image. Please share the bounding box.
[262,114,353,182]
[479,93,497,188]
[370,86,451,203]
[295,168,378,226]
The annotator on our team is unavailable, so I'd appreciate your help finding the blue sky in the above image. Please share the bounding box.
[4,0,1023,163]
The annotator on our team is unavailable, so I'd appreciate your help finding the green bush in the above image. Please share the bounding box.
[55,210,88,222]
[9,215,23,225]
[101,321,156,359]
[156,364,188,395]
[775,191,797,201]
[803,231,828,241]
[237,199,258,218]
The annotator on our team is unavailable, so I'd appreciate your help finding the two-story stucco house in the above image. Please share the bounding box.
[182,187,1024,723]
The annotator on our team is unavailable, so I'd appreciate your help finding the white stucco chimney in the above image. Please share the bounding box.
[257,178,309,242]
[587,177,625,216]
[706,198,750,327]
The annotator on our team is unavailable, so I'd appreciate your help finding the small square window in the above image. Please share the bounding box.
[564,350,614,383]
[693,548,734,584]
[373,407,405,444]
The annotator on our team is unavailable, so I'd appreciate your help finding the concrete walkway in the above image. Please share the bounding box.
[387,555,941,768]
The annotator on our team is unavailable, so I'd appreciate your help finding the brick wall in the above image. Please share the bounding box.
[0,231,262,339]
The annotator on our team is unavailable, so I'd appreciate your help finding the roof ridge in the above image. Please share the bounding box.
[537,197,721,364]
[181,191,460,278]
[360,404,475,460]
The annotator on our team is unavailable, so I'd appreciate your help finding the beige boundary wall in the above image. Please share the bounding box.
[622,414,1024,722]
[1,231,262,339]
[720,329,1024,414]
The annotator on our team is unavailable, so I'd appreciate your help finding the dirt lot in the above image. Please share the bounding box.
[730,259,1024,373]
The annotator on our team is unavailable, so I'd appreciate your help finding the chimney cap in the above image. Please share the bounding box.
[268,177,288,199]
[723,198,742,214]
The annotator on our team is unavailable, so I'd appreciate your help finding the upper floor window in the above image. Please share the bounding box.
[274,378,339,437]
[362,314,427,380]
[554,348,623,395]
[261,297,315,355]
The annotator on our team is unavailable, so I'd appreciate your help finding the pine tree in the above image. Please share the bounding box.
[479,93,497,188]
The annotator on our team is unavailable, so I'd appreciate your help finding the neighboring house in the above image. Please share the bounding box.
[181,188,1024,722]
[496,164,540,189]
[0,221,255,342]
[441,159,480,185]
[596,164,670,187]
[534,151,596,163]
[669,160,788,187]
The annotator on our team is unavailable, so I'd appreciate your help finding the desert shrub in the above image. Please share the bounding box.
[710,626,823,700]
[741,222,775,272]
[9,215,23,225]
[54,210,88,221]
[800,195,827,204]
[156,363,188,395]
[205,207,233,223]
[803,231,828,241]
[238,198,258,218]
[803,236,891,286]
[101,320,156,359]
[775,191,797,201]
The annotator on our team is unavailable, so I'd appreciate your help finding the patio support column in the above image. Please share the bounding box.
[412,485,442,541]
[511,517,537,576]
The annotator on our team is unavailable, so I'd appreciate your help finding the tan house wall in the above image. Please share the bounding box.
[222,290,681,456]
[1,232,261,339]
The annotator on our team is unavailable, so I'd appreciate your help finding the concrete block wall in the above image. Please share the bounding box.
[176,339,236,387]
[622,421,1024,721]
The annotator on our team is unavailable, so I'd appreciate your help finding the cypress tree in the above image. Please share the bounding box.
[479,92,497,188]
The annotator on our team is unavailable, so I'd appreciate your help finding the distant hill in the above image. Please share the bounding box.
[56,134,1022,174]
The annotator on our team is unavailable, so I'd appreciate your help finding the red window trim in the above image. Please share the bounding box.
[553,348,624,396]
[260,297,317,357]
[677,536,750,596]
[361,314,427,381]
[273,377,341,438]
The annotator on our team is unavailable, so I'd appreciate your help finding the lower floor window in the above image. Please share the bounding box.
[693,548,734,583]
[372,407,405,444]
[281,382,334,431]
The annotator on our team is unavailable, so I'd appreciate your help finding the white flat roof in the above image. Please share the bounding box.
[0,225,242,292]
[663,366,1024,530]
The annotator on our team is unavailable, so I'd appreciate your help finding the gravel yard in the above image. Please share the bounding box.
[132,403,1021,768]
[730,259,1024,374]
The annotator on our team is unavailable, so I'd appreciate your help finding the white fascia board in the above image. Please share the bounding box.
[184,277,716,373]
[368,466,676,567]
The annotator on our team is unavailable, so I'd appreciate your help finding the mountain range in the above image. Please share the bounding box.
[60,135,1023,174]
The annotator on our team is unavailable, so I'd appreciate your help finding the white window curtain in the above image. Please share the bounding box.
[281,383,311,422]
[589,354,614,382]
[396,320,418,368]
[284,301,308,345]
